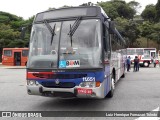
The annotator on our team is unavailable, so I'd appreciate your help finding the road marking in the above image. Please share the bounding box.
[135,107,160,120]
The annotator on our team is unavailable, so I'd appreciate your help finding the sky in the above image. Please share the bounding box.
[0,0,158,20]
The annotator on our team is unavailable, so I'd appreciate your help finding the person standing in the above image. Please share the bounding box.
[126,56,131,72]
[153,57,156,68]
[134,56,139,72]
[137,57,140,71]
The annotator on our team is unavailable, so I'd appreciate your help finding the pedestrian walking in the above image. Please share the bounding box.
[126,56,131,72]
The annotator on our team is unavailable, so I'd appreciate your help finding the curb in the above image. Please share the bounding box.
[0,65,26,69]
[0,67,26,69]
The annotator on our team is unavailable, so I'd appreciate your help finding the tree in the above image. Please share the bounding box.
[79,2,94,6]
[0,11,23,24]
[138,21,154,47]
[98,0,137,20]
[0,24,20,40]
[124,20,140,47]
[117,4,135,19]
[148,22,160,48]
[115,17,140,47]
[114,17,128,36]
[127,1,141,14]
[141,4,156,22]
[155,0,160,22]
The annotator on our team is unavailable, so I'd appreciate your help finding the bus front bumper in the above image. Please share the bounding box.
[27,84,105,99]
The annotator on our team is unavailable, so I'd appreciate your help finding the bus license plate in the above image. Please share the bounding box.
[77,88,92,94]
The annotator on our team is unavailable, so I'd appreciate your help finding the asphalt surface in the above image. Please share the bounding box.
[0,65,160,120]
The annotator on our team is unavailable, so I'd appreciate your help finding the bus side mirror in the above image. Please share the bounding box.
[20,27,26,40]
[109,21,115,34]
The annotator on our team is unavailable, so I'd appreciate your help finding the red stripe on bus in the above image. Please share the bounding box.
[27,72,54,79]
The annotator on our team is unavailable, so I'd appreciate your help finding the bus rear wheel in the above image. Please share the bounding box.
[121,73,125,78]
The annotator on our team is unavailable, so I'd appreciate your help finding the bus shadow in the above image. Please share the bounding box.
[34,96,111,110]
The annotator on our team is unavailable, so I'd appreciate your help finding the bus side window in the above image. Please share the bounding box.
[22,50,29,57]
[4,50,12,57]
[103,24,111,59]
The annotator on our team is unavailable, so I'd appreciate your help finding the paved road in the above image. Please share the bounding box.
[0,66,160,120]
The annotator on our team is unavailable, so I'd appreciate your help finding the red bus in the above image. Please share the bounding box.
[2,48,29,66]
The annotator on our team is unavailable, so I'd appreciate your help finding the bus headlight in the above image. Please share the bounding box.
[27,80,39,86]
[79,82,96,88]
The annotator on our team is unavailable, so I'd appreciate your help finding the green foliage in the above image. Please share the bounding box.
[0,11,33,62]
[149,23,160,42]
[0,15,10,23]
[98,0,136,20]
[138,21,160,48]
[138,21,154,38]
[155,0,160,22]
[79,2,94,6]
[0,11,23,24]
[0,24,20,40]
[141,4,156,22]
[114,17,128,35]
[124,20,140,47]
[139,0,160,48]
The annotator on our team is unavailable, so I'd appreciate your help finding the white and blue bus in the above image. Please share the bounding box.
[26,6,126,99]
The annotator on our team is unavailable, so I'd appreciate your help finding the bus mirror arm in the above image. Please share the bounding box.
[109,21,115,34]
[20,23,32,40]
[104,17,110,22]
[20,27,26,40]
[107,51,111,59]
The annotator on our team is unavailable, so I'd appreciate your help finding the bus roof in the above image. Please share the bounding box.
[35,6,110,22]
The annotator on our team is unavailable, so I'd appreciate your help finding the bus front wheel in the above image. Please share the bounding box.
[107,76,115,98]
[143,61,149,67]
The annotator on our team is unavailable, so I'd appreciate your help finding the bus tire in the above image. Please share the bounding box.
[143,61,149,67]
[121,64,125,78]
[107,75,115,98]
[121,73,125,78]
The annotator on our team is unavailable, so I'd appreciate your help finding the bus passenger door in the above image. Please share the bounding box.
[14,52,21,66]
[150,51,156,58]
[158,50,160,60]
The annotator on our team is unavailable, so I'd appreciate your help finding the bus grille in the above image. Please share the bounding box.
[41,82,76,88]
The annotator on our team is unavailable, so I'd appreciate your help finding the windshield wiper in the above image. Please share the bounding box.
[44,20,56,45]
[68,17,82,47]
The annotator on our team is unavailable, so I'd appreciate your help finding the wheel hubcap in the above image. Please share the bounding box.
[144,62,148,66]
[112,78,115,90]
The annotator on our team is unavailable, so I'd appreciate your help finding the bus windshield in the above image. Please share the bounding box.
[27,19,102,69]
